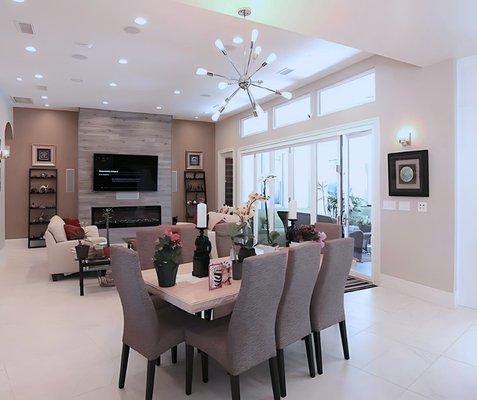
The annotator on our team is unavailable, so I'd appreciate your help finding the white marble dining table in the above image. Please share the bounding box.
[142,252,323,315]
[142,257,239,314]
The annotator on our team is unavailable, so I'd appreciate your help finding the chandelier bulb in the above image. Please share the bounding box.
[254,46,262,58]
[266,53,277,65]
[218,82,228,90]
[196,68,207,76]
[281,91,293,100]
[215,39,226,52]
[251,29,259,43]
[212,111,221,122]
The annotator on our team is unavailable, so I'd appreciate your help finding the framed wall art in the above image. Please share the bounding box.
[32,144,56,167]
[186,151,203,170]
[388,150,429,197]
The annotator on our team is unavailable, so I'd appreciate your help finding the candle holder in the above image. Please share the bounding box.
[192,227,212,278]
[286,219,298,247]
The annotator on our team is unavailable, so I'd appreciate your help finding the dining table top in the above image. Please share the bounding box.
[142,252,324,315]
[142,257,239,314]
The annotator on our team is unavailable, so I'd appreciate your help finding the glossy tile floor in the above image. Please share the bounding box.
[2,240,477,400]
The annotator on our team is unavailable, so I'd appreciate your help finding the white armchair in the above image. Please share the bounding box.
[45,216,106,280]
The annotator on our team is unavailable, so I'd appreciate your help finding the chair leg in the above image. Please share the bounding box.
[201,352,209,383]
[277,348,286,397]
[313,331,323,375]
[172,345,178,364]
[268,357,281,400]
[229,374,240,400]
[185,344,194,395]
[118,344,130,389]
[156,356,161,366]
[339,320,350,360]
[145,360,156,400]
[304,334,316,378]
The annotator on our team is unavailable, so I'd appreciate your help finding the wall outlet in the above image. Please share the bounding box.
[418,201,428,212]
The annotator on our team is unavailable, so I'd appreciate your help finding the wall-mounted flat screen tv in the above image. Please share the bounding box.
[93,153,158,191]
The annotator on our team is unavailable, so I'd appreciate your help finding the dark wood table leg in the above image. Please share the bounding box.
[79,260,84,296]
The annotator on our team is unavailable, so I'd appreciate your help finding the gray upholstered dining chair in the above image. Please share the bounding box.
[110,246,195,400]
[275,242,321,397]
[315,222,343,241]
[184,250,289,400]
[310,238,354,374]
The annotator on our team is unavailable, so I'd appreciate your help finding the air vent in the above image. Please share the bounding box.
[11,96,33,104]
[14,21,35,35]
[277,67,294,76]
[36,85,47,91]
[200,94,211,98]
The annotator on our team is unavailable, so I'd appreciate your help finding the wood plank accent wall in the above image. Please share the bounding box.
[78,108,172,224]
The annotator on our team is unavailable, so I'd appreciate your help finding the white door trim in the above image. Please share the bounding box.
[217,148,236,208]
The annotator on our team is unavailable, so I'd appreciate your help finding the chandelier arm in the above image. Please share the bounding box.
[250,83,280,95]
[220,51,242,77]
[206,71,237,80]
[245,88,258,115]
[248,63,266,80]
[218,87,241,115]
[244,41,254,76]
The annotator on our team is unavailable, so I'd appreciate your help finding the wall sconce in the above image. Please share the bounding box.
[398,132,412,147]
[0,145,11,160]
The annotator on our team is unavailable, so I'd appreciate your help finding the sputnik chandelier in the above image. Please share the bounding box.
[196,8,292,122]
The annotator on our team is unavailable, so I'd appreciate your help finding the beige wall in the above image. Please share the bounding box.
[0,93,13,248]
[6,108,78,239]
[216,55,456,293]
[172,119,215,221]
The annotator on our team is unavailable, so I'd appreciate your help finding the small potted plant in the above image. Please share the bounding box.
[153,229,182,287]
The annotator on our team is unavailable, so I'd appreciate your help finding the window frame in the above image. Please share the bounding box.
[317,69,376,117]
[240,111,269,138]
[272,93,312,130]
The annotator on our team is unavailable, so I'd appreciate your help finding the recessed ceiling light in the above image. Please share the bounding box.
[174,90,181,95]
[233,36,243,45]
[34,73,43,79]
[194,116,199,119]
[25,46,37,53]
[71,78,83,83]
[75,42,93,49]
[41,95,48,99]
[134,17,147,26]
[72,54,87,60]
[124,26,140,34]
[156,106,162,110]
[13,0,25,3]
[118,58,128,65]
[16,77,23,81]
[44,104,49,107]
[109,82,117,87]
[102,100,109,105]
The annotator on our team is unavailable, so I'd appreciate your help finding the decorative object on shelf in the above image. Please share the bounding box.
[186,151,203,170]
[388,150,429,197]
[196,11,292,122]
[184,171,207,222]
[32,144,56,167]
[0,144,10,160]
[193,204,212,278]
[209,259,232,290]
[153,228,182,287]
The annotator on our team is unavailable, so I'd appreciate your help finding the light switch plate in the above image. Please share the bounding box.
[383,200,396,210]
[399,201,411,211]
[418,201,428,212]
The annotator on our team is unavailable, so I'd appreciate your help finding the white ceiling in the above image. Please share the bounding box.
[0,0,367,121]
[176,0,477,68]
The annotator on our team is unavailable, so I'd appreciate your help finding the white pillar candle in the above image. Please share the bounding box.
[288,199,297,220]
[197,203,207,228]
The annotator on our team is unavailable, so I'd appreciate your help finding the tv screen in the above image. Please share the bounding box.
[93,153,158,191]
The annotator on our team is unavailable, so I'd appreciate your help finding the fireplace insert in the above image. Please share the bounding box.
[91,206,161,229]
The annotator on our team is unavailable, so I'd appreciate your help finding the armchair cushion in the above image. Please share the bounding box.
[64,224,85,241]
[64,218,81,227]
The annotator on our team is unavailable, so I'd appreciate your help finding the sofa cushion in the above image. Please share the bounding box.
[48,215,68,243]
[64,224,85,241]
[64,218,81,227]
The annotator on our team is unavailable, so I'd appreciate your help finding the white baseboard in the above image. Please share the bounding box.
[379,273,456,308]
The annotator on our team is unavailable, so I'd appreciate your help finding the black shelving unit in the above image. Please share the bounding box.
[184,171,207,222]
[28,168,57,248]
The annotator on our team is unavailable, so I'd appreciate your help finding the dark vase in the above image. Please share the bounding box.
[75,244,90,260]
[154,260,179,288]
[233,247,256,280]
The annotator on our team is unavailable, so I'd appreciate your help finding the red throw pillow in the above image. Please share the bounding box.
[64,218,81,227]
[64,224,86,240]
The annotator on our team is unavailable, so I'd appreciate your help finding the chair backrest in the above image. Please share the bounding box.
[310,238,354,331]
[135,224,196,270]
[277,211,312,229]
[315,222,342,241]
[275,242,321,349]
[110,246,161,359]
[214,222,236,257]
[316,214,337,223]
[227,250,288,376]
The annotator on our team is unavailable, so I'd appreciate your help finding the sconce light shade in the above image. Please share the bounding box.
[398,132,412,147]
[0,145,11,160]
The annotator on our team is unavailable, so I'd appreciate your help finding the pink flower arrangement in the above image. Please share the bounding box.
[297,225,327,248]
[154,229,182,264]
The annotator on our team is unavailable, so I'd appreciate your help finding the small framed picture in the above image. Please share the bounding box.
[388,150,429,197]
[186,151,203,170]
[32,144,56,167]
